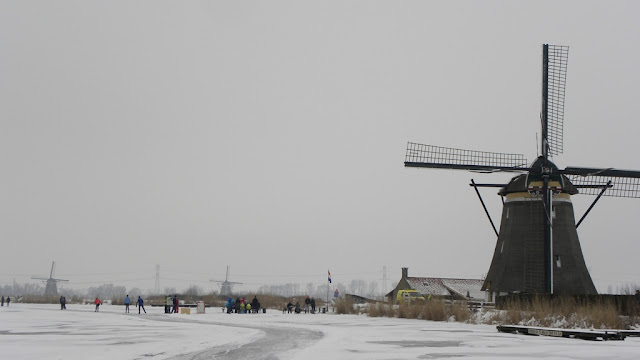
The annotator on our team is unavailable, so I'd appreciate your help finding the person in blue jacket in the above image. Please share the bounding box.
[124,295,131,313]
[137,296,146,314]
[225,297,234,314]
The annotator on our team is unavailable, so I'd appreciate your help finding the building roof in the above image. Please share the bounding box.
[406,277,485,301]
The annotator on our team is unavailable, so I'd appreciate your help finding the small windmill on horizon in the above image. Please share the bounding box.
[31,261,69,296]
[211,265,242,296]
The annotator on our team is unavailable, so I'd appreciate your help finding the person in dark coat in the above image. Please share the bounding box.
[287,301,293,313]
[251,296,260,313]
[173,295,179,313]
[60,296,66,310]
[6,296,9,306]
[304,295,311,313]
[2,296,4,306]
[137,296,146,314]
[310,298,316,313]
[234,297,241,314]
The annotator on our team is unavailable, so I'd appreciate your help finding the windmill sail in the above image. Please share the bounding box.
[544,45,569,157]
[405,143,529,173]
[565,168,640,198]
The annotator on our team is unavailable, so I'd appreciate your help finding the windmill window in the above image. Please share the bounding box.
[555,255,562,268]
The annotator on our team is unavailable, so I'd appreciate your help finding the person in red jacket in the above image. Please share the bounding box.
[94,297,102,312]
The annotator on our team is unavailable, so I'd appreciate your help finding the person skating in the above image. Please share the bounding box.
[124,295,131,313]
[5,296,9,307]
[2,295,4,306]
[310,297,316,314]
[94,297,101,312]
[137,296,146,314]
[60,296,66,310]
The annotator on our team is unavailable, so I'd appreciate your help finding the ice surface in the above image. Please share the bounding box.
[1,303,639,359]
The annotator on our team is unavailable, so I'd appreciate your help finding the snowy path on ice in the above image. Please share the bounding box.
[146,310,323,360]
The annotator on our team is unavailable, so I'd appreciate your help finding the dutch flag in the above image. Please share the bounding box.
[328,270,332,283]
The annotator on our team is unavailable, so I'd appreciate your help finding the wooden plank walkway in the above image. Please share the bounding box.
[497,325,633,341]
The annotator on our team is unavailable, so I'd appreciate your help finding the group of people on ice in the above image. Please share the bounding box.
[92,295,145,313]
[225,295,261,314]
[286,295,316,314]
[164,294,180,313]
[1,296,10,307]
[119,295,146,313]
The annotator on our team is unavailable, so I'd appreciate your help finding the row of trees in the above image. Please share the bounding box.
[1,279,392,301]
[0,282,43,296]
[256,280,390,300]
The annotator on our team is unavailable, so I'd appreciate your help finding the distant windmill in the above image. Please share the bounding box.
[31,261,69,296]
[211,266,242,296]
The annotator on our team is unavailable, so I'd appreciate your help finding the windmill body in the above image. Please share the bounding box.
[482,158,596,294]
[405,45,640,296]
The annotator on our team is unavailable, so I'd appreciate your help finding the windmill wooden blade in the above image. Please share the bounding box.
[544,45,569,157]
[405,142,529,173]
[562,166,640,178]
[562,166,640,198]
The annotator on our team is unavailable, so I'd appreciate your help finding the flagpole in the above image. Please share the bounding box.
[326,270,330,313]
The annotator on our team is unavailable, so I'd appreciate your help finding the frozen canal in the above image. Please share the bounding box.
[1,303,639,359]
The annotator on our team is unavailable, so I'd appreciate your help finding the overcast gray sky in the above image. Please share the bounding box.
[1,1,639,295]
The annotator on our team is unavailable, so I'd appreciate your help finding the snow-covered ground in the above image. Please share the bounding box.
[1,303,639,359]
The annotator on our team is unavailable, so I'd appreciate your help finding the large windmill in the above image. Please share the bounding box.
[211,265,242,296]
[31,261,69,296]
[405,44,640,297]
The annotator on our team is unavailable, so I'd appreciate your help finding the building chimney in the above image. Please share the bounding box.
[401,267,408,279]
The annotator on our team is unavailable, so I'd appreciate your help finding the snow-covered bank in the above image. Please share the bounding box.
[1,303,639,359]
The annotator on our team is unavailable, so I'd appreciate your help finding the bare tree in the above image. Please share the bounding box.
[367,281,379,298]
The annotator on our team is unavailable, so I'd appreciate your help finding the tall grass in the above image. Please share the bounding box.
[366,300,458,321]
[365,297,637,329]
[335,296,359,314]
[499,296,626,329]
